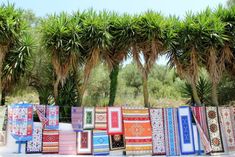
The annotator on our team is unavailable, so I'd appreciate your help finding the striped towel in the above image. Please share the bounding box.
[59,130,77,155]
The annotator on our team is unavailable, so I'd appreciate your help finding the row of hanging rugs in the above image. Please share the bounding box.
[5,103,235,156]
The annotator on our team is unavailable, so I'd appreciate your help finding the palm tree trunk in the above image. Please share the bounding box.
[108,64,119,106]
[191,81,201,106]
[142,73,149,107]
[0,45,7,106]
[1,89,6,106]
[211,82,219,106]
[54,77,60,104]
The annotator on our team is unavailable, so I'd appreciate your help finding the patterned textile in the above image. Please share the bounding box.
[83,107,95,129]
[93,130,109,155]
[164,108,180,156]
[193,124,204,154]
[109,134,125,150]
[42,130,59,153]
[0,131,6,146]
[45,106,59,130]
[218,107,235,151]
[107,107,123,135]
[192,107,209,139]
[95,107,107,130]
[178,106,195,154]
[77,130,92,154]
[35,105,47,128]
[26,124,42,153]
[149,108,166,155]
[8,103,33,141]
[59,130,77,155]
[71,107,83,131]
[206,106,224,153]
[123,108,152,155]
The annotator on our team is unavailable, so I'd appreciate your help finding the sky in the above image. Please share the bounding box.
[2,0,228,65]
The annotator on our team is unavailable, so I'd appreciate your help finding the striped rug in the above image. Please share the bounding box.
[149,108,166,155]
[164,108,180,156]
[42,130,59,154]
[95,107,107,130]
[77,130,92,155]
[107,107,123,135]
[93,130,109,155]
[59,130,77,155]
[71,107,83,131]
[83,107,95,129]
[122,107,152,155]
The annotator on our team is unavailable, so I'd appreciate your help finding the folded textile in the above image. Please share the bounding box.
[77,130,92,154]
[42,130,59,154]
[178,106,195,155]
[149,108,166,155]
[95,107,107,130]
[164,108,180,156]
[93,130,109,155]
[59,130,77,155]
[36,105,47,128]
[193,124,204,155]
[83,107,95,129]
[45,106,59,130]
[26,124,42,153]
[107,107,123,135]
[71,107,83,132]
[123,107,152,155]
[109,134,125,150]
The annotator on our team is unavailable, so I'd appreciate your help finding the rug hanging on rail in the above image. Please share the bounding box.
[218,107,235,151]
[95,107,107,130]
[71,107,83,132]
[83,107,95,129]
[8,103,33,142]
[107,107,123,135]
[26,124,42,153]
[77,130,92,155]
[164,108,180,156]
[149,108,166,155]
[45,106,59,130]
[59,130,77,155]
[42,129,59,154]
[93,130,109,155]
[193,124,204,155]
[178,106,195,155]
[123,107,152,155]
[109,134,125,150]
[206,106,224,153]
[35,104,47,128]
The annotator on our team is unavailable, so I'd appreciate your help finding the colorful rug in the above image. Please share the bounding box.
[93,130,109,155]
[83,107,95,129]
[109,134,125,150]
[164,108,180,156]
[178,106,195,154]
[95,107,107,130]
[59,130,77,155]
[149,108,166,155]
[0,131,6,146]
[77,130,92,154]
[71,107,83,132]
[45,106,59,130]
[193,124,204,154]
[107,107,123,135]
[8,103,33,141]
[26,125,42,153]
[206,106,224,153]
[36,104,47,128]
[219,107,235,151]
[42,130,59,154]
[122,107,152,155]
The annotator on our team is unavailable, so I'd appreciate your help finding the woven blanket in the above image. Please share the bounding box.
[93,130,109,155]
[26,124,42,153]
[123,108,152,155]
[77,130,92,154]
[45,106,59,130]
[83,107,95,129]
[164,108,180,156]
[206,106,224,153]
[71,107,83,131]
[149,108,166,155]
[95,107,107,130]
[107,107,123,135]
[193,124,204,154]
[0,131,6,146]
[59,130,77,155]
[8,103,33,141]
[36,105,47,128]
[109,134,125,150]
[219,107,235,151]
[178,106,195,154]
[42,130,59,153]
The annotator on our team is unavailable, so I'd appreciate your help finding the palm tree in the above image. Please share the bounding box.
[131,11,166,107]
[0,4,26,104]
[41,13,82,104]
